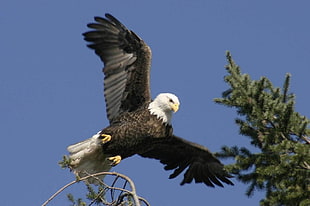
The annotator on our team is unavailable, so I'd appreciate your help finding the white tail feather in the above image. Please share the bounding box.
[67,132,112,184]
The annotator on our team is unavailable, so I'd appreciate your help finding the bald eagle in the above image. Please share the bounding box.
[67,14,233,188]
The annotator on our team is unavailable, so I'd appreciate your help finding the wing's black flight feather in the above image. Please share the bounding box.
[139,135,234,187]
[83,13,152,123]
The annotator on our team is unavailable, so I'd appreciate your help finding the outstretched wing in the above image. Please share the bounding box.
[139,135,234,187]
[83,14,152,123]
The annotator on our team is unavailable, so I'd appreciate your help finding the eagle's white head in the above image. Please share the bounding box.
[148,93,180,124]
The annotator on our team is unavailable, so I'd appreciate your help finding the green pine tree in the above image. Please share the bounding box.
[215,51,310,206]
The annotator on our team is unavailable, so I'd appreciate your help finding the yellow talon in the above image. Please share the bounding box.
[101,134,112,143]
[108,155,122,166]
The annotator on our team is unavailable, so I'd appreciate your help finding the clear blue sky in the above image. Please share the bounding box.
[1,1,309,205]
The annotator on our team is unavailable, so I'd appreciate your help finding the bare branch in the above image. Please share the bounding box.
[301,135,310,144]
[42,172,150,206]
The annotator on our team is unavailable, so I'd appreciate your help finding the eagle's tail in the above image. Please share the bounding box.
[67,132,111,184]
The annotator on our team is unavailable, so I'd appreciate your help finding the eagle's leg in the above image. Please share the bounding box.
[108,155,122,166]
[100,134,112,144]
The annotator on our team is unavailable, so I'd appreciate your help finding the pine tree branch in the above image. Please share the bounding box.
[215,51,310,205]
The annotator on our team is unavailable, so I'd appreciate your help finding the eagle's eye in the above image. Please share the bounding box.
[169,99,174,103]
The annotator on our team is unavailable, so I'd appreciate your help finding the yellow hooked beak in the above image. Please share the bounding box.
[171,103,179,113]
